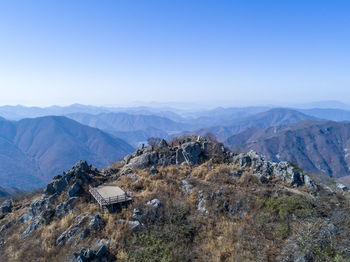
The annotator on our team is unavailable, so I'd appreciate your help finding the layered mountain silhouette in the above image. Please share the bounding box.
[66,112,189,146]
[0,116,134,189]
[0,186,21,197]
[226,120,350,178]
[183,108,320,141]
[2,104,350,189]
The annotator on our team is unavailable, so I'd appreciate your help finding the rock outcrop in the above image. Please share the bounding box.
[232,150,317,188]
[122,138,315,189]
[21,219,42,239]
[0,200,12,213]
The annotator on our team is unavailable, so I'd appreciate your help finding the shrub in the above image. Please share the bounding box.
[264,195,313,219]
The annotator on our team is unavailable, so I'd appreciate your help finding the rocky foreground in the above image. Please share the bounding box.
[0,136,350,262]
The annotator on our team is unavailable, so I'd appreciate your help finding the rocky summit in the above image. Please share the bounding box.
[0,136,350,261]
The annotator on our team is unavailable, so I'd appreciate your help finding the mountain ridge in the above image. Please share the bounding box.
[0,116,134,189]
[226,120,350,178]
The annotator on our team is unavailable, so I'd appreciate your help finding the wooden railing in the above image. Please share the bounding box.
[89,185,133,206]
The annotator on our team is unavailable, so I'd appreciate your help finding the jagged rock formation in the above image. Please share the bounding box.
[0,200,12,213]
[122,137,316,189]
[0,138,350,261]
[226,120,350,178]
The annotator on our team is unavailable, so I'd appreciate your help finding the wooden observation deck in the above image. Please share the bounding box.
[89,185,132,213]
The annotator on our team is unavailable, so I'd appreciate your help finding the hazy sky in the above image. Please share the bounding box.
[1,0,350,107]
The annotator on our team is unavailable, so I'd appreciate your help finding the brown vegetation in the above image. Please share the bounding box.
[1,160,350,261]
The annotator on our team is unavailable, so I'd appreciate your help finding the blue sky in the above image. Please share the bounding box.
[0,0,350,107]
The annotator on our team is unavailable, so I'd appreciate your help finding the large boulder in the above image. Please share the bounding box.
[0,199,12,213]
[181,142,202,166]
[126,152,158,169]
[127,153,150,169]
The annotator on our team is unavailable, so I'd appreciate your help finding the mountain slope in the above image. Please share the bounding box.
[187,108,320,141]
[299,108,350,122]
[67,112,187,132]
[226,120,350,178]
[1,140,349,262]
[66,112,189,146]
[0,116,134,189]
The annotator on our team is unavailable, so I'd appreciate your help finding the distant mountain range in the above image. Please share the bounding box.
[2,103,350,189]
[0,116,134,189]
[181,108,320,141]
[299,108,350,122]
[226,120,350,178]
[66,112,188,146]
[0,186,22,197]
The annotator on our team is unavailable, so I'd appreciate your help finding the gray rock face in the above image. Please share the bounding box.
[127,153,152,169]
[20,199,47,224]
[239,155,252,167]
[232,150,317,188]
[304,175,317,189]
[56,214,90,246]
[44,183,56,196]
[55,198,78,219]
[71,239,111,262]
[51,161,96,197]
[80,215,105,239]
[47,193,58,204]
[124,153,133,164]
[21,219,42,239]
[53,177,68,194]
[181,142,202,166]
[0,199,12,213]
[176,148,185,165]
[273,162,304,187]
[68,182,83,198]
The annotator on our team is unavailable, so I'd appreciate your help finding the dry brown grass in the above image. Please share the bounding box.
[1,160,350,262]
